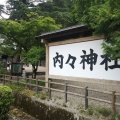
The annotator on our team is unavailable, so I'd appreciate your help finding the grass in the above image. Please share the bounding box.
[19,79,45,86]
[7,83,35,96]
[35,92,48,100]
[87,107,94,116]
[7,78,47,99]
[7,83,23,92]
[21,88,35,96]
[78,105,120,120]
[97,107,112,117]
[111,114,120,120]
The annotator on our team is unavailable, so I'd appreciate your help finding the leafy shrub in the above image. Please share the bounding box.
[36,92,48,100]
[21,88,35,96]
[110,113,120,120]
[28,79,45,86]
[0,86,14,119]
[38,81,45,86]
[7,83,23,92]
[97,107,112,117]
[0,61,6,74]
[87,107,94,116]
[0,68,6,74]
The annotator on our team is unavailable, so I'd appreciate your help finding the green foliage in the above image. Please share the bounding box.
[0,64,6,74]
[7,83,23,92]
[111,114,120,120]
[22,46,45,65]
[97,107,112,117]
[7,83,35,96]
[21,45,46,78]
[0,60,6,74]
[0,86,14,119]
[36,92,48,100]
[7,0,31,20]
[21,88,35,96]
[38,81,45,86]
[77,105,117,119]
[38,0,76,27]
[19,79,45,87]
[6,0,75,27]
[72,0,106,23]
[73,0,120,59]
[0,13,61,64]
[0,14,61,51]
[29,79,45,86]
[87,107,94,116]
[0,68,6,74]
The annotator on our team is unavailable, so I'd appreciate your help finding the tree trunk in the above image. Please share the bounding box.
[16,46,22,62]
[32,63,38,79]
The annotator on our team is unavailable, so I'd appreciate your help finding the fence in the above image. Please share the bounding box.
[0,74,120,113]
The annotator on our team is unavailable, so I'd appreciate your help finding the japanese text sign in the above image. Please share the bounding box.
[49,39,120,81]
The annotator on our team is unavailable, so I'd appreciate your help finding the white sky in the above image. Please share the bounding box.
[0,0,47,18]
[0,0,9,19]
[0,0,7,5]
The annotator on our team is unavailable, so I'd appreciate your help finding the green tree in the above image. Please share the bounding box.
[6,0,49,20]
[72,0,106,23]
[37,0,76,27]
[6,0,31,20]
[22,46,45,78]
[73,0,120,59]
[5,0,76,27]
[0,19,23,62]
[0,39,17,62]
[0,14,61,54]
[0,14,61,77]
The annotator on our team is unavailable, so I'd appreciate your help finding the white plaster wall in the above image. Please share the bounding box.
[49,39,120,81]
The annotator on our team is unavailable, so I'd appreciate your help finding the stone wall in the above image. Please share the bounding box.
[14,93,90,120]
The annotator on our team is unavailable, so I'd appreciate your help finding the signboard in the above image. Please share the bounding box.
[49,39,120,81]
[11,63,23,75]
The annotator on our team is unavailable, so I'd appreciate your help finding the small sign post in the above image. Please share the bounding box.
[11,63,23,76]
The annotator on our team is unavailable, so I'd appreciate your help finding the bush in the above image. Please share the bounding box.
[0,68,6,74]
[36,92,48,100]
[87,107,94,116]
[97,107,112,117]
[111,114,120,120]
[0,86,14,119]
[21,88,35,96]
[7,83,23,92]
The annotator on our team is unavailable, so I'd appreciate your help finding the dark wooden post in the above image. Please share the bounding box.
[9,75,11,84]
[112,91,116,114]
[48,79,51,99]
[85,86,88,110]
[25,77,27,88]
[26,77,28,88]
[36,79,38,93]
[3,74,5,85]
[64,82,67,103]
[26,78,29,89]
[17,76,19,86]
